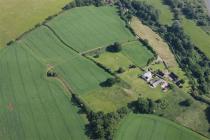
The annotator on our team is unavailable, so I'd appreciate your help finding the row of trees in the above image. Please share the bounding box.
[117,0,159,26]
[164,0,210,26]
[62,0,105,10]
[161,21,210,94]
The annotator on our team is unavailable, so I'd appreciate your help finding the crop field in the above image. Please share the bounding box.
[138,0,173,25]
[47,6,134,52]
[181,18,210,58]
[21,26,77,64]
[0,0,70,48]
[20,25,111,95]
[0,45,87,140]
[115,114,208,140]
[55,57,111,94]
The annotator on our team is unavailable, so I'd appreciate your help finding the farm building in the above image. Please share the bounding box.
[156,70,165,78]
[169,72,179,82]
[149,79,164,88]
[141,71,153,82]
[161,81,169,89]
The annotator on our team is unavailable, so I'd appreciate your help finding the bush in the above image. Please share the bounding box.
[106,42,122,52]
[47,70,57,77]
[100,77,120,87]
[179,98,193,107]
[130,97,156,114]
[117,67,125,74]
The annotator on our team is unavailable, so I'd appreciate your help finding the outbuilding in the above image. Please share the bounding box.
[141,71,153,82]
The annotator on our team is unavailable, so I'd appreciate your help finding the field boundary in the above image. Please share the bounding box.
[43,24,79,53]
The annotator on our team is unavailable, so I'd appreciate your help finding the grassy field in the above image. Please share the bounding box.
[81,84,137,113]
[137,0,173,25]
[91,41,153,72]
[131,17,177,68]
[155,90,210,138]
[47,6,134,52]
[0,45,87,140]
[21,26,111,95]
[122,41,154,67]
[0,0,70,48]
[115,114,208,140]
[181,18,210,58]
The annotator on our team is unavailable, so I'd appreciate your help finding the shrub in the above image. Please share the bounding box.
[117,67,125,74]
[106,42,122,52]
[47,70,57,77]
[100,77,120,87]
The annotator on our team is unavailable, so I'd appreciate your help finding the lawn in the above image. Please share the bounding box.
[0,44,87,140]
[47,6,134,52]
[0,0,70,48]
[115,114,208,140]
[137,0,174,25]
[181,18,210,58]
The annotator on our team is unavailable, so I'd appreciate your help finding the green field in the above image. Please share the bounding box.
[115,114,208,140]
[21,26,111,95]
[91,41,153,72]
[0,45,87,140]
[82,84,137,113]
[0,4,209,139]
[137,0,173,25]
[0,0,70,48]
[181,18,210,58]
[47,6,134,52]
[122,41,154,67]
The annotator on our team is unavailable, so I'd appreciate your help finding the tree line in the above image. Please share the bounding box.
[164,0,210,26]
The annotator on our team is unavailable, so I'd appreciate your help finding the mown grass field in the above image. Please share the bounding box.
[0,0,70,48]
[115,114,208,140]
[47,6,134,52]
[137,0,173,25]
[0,45,87,140]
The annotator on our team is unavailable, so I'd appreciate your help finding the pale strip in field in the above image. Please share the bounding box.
[130,17,178,68]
